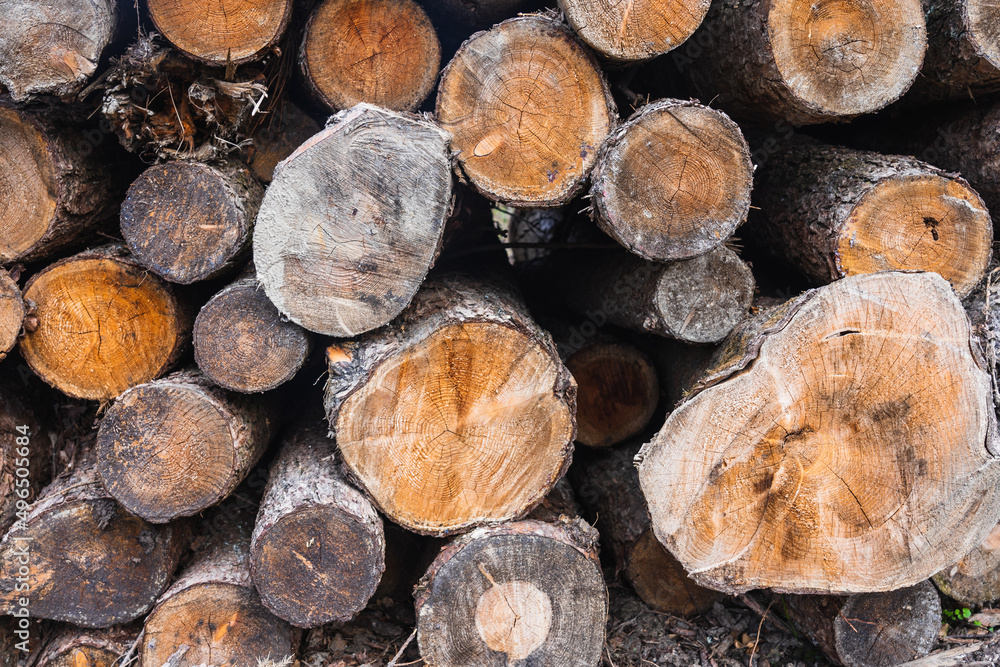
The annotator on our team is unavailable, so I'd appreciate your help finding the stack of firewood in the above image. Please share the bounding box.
[1,0,1000,666]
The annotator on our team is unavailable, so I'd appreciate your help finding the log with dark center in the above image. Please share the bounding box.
[97,370,277,523]
[0,105,127,264]
[436,15,616,207]
[679,0,927,124]
[325,274,576,536]
[0,449,189,627]
[139,505,298,667]
[254,103,453,337]
[301,0,440,112]
[750,139,993,298]
[415,519,607,666]
[785,581,941,667]
[0,0,118,101]
[147,0,293,66]
[19,245,190,401]
[637,271,1000,594]
[193,271,312,393]
[251,423,385,628]
[558,0,711,62]
[120,159,263,284]
[590,98,753,261]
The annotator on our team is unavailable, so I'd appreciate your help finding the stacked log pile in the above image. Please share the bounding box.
[1,1,1000,666]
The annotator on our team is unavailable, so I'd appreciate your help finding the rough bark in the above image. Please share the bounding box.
[251,422,385,628]
[120,158,263,284]
[139,504,298,667]
[193,270,312,393]
[246,100,320,183]
[550,246,755,344]
[590,98,752,261]
[914,0,1000,101]
[637,271,1000,594]
[750,138,993,298]
[325,273,577,536]
[147,0,293,66]
[35,623,140,667]
[0,0,118,101]
[415,519,607,666]
[933,520,1000,606]
[19,245,190,401]
[254,103,453,337]
[301,0,440,112]
[785,581,940,667]
[436,15,616,207]
[557,332,659,448]
[558,0,710,62]
[572,444,721,616]
[676,0,926,124]
[0,448,189,627]
[0,270,23,362]
[97,369,278,523]
[0,104,128,264]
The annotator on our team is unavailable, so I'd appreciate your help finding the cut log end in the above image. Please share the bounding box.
[768,0,926,118]
[336,321,575,534]
[194,277,311,393]
[0,271,23,360]
[968,4,1000,70]
[120,161,262,284]
[639,271,1000,594]
[147,0,293,65]
[592,100,752,261]
[558,0,711,61]
[835,173,992,297]
[252,505,384,626]
[437,16,615,206]
[416,521,607,667]
[20,252,187,401]
[0,0,116,100]
[303,0,440,112]
[247,102,321,183]
[0,107,57,261]
[140,584,295,667]
[567,341,659,448]
[933,521,1000,606]
[627,528,721,616]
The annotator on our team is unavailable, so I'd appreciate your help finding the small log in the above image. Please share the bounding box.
[19,245,190,401]
[0,377,51,536]
[559,333,659,448]
[0,448,189,627]
[35,623,140,667]
[193,271,312,393]
[246,101,320,183]
[139,505,298,667]
[916,0,1000,100]
[590,98,752,261]
[551,246,754,344]
[120,159,263,284]
[750,139,993,298]
[415,519,607,666]
[933,521,1000,606]
[785,581,940,667]
[678,0,926,124]
[254,103,452,337]
[0,0,118,101]
[572,444,721,615]
[0,269,24,362]
[637,271,1000,594]
[251,423,385,628]
[436,15,616,207]
[97,369,277,523]
[325,274,576,536]
[146,0,293,66]
[301,0,440,112]
[0,105,127,264]
[558,0,710,62]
